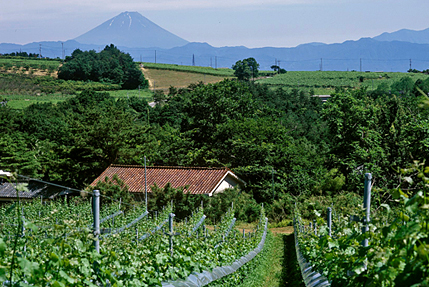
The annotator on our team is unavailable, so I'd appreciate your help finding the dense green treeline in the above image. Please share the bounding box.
[1,76,429,221]
[58,45,148,90]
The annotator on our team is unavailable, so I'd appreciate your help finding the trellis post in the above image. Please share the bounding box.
[327,207,332,237]
[169,213,175,256]
[93,190,100,253]
[362,173,372,247]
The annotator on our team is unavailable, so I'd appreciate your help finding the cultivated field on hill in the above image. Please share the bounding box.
[140,66,231,92]
[141,62,235,77]
[2,56,429,109]
[257,70,429,94]
[0,57,152,109]
[0,57,60,77]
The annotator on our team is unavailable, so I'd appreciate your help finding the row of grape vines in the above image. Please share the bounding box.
[0,57,60,72]
[294,173,429,286]
[0,192,266,287]
[257,70,429,90]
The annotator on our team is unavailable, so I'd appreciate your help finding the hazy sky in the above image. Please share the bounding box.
[1,0,429,48]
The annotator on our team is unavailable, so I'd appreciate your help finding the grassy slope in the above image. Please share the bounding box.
[236,232,304,287]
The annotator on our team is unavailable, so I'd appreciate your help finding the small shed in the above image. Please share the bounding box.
[0,171,76,203]
[90,165,245,197]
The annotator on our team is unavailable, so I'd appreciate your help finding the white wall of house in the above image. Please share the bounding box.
[211,174,241,196]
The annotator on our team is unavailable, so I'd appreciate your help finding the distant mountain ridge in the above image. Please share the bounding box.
[73,11,188,49]
[373,28,429,44]
[1,12,429,72]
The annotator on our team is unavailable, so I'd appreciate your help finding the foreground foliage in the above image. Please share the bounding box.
[296,166,429,286]
[0,198,266,286]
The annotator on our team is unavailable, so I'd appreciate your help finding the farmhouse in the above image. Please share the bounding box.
[90,164,245,197]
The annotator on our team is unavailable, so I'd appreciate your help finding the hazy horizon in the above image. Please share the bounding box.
[1,0,429,48]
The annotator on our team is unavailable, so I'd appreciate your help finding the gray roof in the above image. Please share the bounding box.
[0,182,38,198]
[0,177,78,200]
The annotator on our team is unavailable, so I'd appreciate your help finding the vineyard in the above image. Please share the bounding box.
[257,70,429,93]
[294,172,429,286]
[0,189,267,286]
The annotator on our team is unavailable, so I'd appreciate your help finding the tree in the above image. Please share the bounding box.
[232,57,259,81]
[270,65,287,74]
[58,45,148,89]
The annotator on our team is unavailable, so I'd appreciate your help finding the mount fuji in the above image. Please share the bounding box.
[73,11,189,49]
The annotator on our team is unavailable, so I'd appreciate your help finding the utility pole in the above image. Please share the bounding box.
[61,43,64,60]
[410,59,412,71]
[39,44,42,58]
[320,58,323,71]
[192,54,195,66]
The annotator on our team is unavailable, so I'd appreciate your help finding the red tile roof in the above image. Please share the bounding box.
[90,165,243,195]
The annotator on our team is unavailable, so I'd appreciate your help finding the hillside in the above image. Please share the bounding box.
[2,55,428,107]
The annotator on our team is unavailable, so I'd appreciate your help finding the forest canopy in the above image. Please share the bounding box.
[1,74,429,221]
[58,44,148,89]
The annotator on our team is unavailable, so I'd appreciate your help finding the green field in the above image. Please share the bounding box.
[256,70,429,94]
